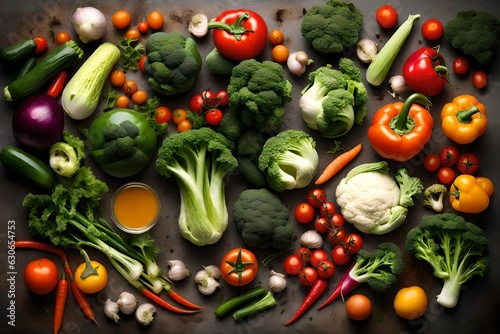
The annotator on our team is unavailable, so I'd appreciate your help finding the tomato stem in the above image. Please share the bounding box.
[225,247,255,285]
[207,12,254,41]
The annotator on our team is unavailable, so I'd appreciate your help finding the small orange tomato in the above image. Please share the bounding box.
[345,294,372,320]
[155,105,172,124]
[269,29,284,45]
[122,80,138,96]
[172,108,188,125]
[116,95,130,108]
[109,70,127,87]
[112,10,131,29]
[56,31,71,44]
[147,11,165,30]
[125,29,141,40]
[176,119,192,133]
[394,286,428,320]
[131,90,148,105]
[138,21,149,34]
[272,44,289,63]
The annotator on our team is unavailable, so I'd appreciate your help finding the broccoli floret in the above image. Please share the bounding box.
[101,120,140,161]
[300,60,368,138]
[444,10,500,65]
[258,129,318,192]
[205,47,237,76]
[395,168,424,208]
[233,188,292,249]
[216,109,246,141]
[423,184,448,212]
[156,127,238,246]
[227,59,292,133]
[406,213,490,308]
[301,0,363,54]
[144,32,202,96]
[49,131,86,177]
[235,130,267,159]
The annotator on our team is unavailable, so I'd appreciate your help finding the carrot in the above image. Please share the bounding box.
[53,273,68,334]
[284,278,328,326]
[141,289,199,314]
[315,143,363,185]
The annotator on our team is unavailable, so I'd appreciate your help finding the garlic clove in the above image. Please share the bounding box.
[268,270,287,292]
[135,303,156,326]
[104,299,120,323]
[117,291,138,315]
[299,230,324,249]
[167,260,191,281]
[203,265,220,280]
[357,39,378,64]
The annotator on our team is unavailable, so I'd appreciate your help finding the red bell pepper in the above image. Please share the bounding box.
[402,47,448,96]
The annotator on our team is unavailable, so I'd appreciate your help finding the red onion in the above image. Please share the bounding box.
[12,94,65,150]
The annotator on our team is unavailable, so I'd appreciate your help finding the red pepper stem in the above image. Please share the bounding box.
[456,106,480,124]
[207,12,254,41]
[392,93,432,135]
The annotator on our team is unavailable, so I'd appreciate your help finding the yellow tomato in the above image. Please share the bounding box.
[393,286,428,320]
[75,261,108,294]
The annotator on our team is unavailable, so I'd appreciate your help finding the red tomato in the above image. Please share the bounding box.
[346,294,373,321]
[205,109,224,126]
[298,267,318,286]
[211,9,268,61]
[56,32,71,45]
[327,227,346,245]
[452,57,469,75]
[138,21,149,34]
[294,202,316,224]
[155,106,172,124]
[284,254,303,275]
[437,167,456,185]
[296,247,312,264]
[215,89,229,107]
[138,54,147,74]
[34,36,47,54]
[307,188,327,208]
[220,248,258,286]
[344,233,364,254]
[189,93,205,114]
[331,212,345,228]
[24,258,59,294]
[309,249,329,268]
[421,19,444,40]
[439,146,460,167]
[314,216,332,234]
[316,260,335,279]
[424,153,441,172]
[332,244,351,265]
[472,71,488,89]
[457,153,480,175]
[375,5,398,29]
[319,201,336,219]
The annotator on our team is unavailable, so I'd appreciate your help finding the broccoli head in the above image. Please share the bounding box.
[444,10,500,65]
[406,213,490,308]
[102,120,140,161]
[144,31,202,95]
[233,188,292,249]
[422,183,448,212]
[258,129,318,192]
[227,59,292,133]
[301,0,363,54]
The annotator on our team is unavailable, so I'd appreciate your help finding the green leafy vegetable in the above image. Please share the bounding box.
[117,37,145,71]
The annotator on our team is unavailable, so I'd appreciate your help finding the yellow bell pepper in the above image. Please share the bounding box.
[449,175,494,214]
[440,95,488,144]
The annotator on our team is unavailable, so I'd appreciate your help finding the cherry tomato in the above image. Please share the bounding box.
[475,177,494,197]
[155,105,172,124]
[283,254,303,275]
[138,54,147,74]
[112,10,132,29]
[125,29,141,41]
[309,249,329,268]
[298,267,318,286]
[205,109,224,126]
[34,36,47,54]
[189,93,204,114]
[437,167,456,185]
[457,153,480,175]
[176,119,192,133]
[452,57,469,75]
[439,146,460,167]
[375,5,398,29]
[331,212,345,228]
[131,90,148,105]
[172,108,188,125]
[116,95,130,108]
[307,188,327,208]
[393,286,428,320]
[319,201,336,219]
[215,89,229,107]
[110,69,127,87]
[24,258,59,295]
[272,44,289,63]
[314,216,332,234]
[327,227,346,245]
[346,294,373,321]
[56,32,71,45]
[316,260,335,279]
[296,247,312,264]
[220,248,258,286]
[269,29,284,45]
[74,260,108,294]
[423,153,441,172]
[332,244,351,265]
[147,11,165,30]
[472,71,488,89]
[122,80,138,96]
[138,21,149,34]
[344,233,363,254]
[294,202,316,224]
[202,89,217,108]
[421,19,444,41]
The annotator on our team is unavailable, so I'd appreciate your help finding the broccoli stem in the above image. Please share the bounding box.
[436,276,461,308]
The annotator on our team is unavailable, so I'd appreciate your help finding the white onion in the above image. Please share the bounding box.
[71,7,107,43]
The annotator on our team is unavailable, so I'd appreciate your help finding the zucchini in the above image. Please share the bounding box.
[0,38,37,65]
[215,286,266,318]
[4,40,83,102]
[237,157,267,188]
[11,57,37,82]
[0,146,55,189]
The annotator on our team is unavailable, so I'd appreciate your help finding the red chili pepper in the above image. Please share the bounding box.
[284,278,328,326]
[164,286,201,310]
[53,273,68,334]
[141,289,199,314]
[46,71,67,99]
[402,47,448,96]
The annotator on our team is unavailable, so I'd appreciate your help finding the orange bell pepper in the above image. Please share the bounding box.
[368,93,434,162]
[440,94,488,144]
[449,174,494,214]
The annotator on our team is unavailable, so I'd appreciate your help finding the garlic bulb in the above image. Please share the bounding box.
[299,230,323,249]
[104,299,120,323]
[135,303,156,325]
[268,270,287,292]
[287,51,313,76]
[117,291,138,315]
[188,14,209,38]
[203,265,221,280]
[388,75,409,96]
[167,260,191,281]
[357,39,378,63]
[194,269,220,295]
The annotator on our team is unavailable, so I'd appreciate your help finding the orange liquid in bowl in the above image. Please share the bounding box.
[113,184,160,230]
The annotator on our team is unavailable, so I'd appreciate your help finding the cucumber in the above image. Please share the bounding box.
[0,146,55,189]
[11,57,37,81]
[237,157,267,188]
[4,40,83,102]
[0,38,37,65]
[215,286,266,318]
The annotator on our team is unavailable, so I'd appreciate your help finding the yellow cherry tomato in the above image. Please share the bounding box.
[345,294,372,320]
[75,260,108,294]
[272,44,289,63]
[393,286,428,320]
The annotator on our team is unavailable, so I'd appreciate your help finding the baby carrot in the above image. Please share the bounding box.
[315,143,363,185]
[53,273,68,334]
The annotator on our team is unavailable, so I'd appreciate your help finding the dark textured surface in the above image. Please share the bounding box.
[0,1,499,333]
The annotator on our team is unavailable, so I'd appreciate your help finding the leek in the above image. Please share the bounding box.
[366,14,420,87]
[62,42,120,120]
